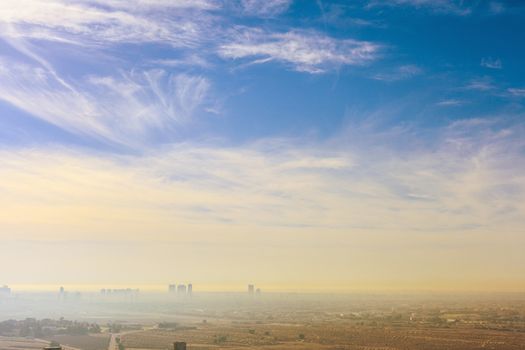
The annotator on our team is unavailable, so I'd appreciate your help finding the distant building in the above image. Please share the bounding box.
[187,284,192,296]
[58,286,66,300]
[248,284,254,295]
[173,341,186,350]
[110,288,139,295]
[177,284,187,295]
[256,288,261,295]
[168,284,176,293]
[99,288,139,297]
[0,285,11,295]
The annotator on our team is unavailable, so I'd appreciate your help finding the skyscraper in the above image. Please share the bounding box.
[248,284,254,295]
[187,283,192,296]
[177,284,187,295]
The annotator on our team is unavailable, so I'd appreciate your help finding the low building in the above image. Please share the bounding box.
[173,341,186,350]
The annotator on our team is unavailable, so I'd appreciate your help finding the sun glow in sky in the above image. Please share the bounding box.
[0,0,524,292]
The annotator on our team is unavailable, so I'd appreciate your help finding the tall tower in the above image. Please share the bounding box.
[248,284,254,295]
[187,283,193,296]
[177,284,187,295]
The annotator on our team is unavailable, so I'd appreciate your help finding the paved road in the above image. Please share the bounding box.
[107,333,121,350]
[107,329,146,350]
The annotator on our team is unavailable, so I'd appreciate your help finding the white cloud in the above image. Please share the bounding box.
[238,0,292,17]
[0,118,524,287]
[91,0,218,10]
[436,99,465,106]
[150,55,211,69]
[464,78,495,91]
[0,0,217,47]
[368,0,473,16]
[0,118,522,240]
[0,57,210,145]
[0,119,523,254]
[219,28,380,73]
[372,64,422,81]
[507,88,525,97]
[481,57,502,69]
[489,1,505,14]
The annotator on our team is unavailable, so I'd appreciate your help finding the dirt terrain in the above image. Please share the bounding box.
[3,294,525,350]
[121,323,525,350]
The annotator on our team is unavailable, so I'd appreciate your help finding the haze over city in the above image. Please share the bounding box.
[0,0,524,295]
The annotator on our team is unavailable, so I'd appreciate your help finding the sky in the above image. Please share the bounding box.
[0,0,524,292]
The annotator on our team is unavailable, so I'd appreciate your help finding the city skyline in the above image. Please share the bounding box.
[0,1,524,292]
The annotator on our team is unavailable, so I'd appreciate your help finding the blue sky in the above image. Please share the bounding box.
[0,1,524,290]
[0,0,523,148]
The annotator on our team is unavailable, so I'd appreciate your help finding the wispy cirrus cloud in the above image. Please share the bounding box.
[464,77,495,91]
[237,0,292,17]
[0,117,522,241]
[507,88,525,97]
[372,64,422,81]
[1,118,524,287]
[436,99,466,106]
[368,0,473,16]
[0,57,210,145]
[481,57,502,69]
[219,28,380,73]
[0,0,217,47]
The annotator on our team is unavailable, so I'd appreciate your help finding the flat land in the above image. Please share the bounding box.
[122,322,525,350]
[0,337,46,350]
[44,334,110,350]
[3,293,525,350]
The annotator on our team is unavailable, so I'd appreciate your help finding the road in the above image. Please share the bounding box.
[107,329,146,350]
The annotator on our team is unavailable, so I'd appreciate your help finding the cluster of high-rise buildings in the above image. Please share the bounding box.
[168,283,192,296]
[248,284,261,295]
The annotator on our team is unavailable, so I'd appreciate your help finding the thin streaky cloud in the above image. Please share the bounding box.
[150,55,211,69]
[507,88,525,97]
[219,28,380,73]
[372,64,422,82]
[89,0,219,10]
[367,0,473,16]
[0,118,523,242]
[0,57,211,145]
[0,0,217,48]
[464,78,495,91]
[481,57,503,69]
[436,99,466,106]
[238,0,292,17]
